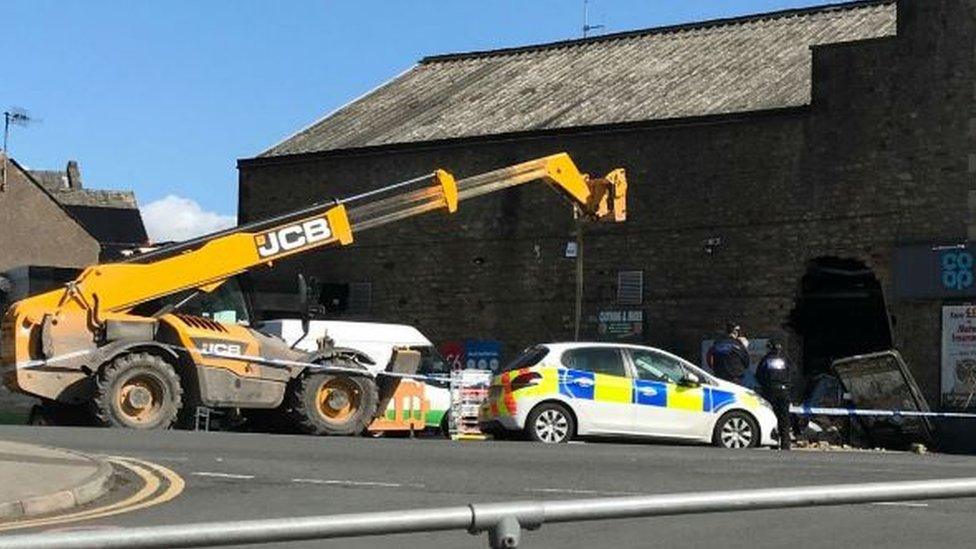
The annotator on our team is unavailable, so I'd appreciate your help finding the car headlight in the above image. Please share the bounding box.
[757,397,773,410]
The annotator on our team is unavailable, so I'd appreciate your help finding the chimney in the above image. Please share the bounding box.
[66,160,82,190]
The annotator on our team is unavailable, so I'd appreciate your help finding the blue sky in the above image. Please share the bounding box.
[2,0,837,239]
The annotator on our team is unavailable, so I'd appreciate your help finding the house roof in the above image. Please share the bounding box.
[48,188,139,209]
[261,0,896,158]
[62,205,148,252]
[29,168,139,209]
[25,162,148,253]
[29,169,71,192]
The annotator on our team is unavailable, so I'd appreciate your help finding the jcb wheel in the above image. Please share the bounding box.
[289,360,378,436]
[93,352,183,430]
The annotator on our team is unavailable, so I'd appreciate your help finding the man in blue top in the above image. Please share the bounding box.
[707,322,751,386]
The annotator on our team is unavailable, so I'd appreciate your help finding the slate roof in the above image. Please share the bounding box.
[29,170,71,192]
[29,169,139,209]
[26,163,148,254]
[262,0,896,157]
[63,205,148,255]
[48,189,139,209]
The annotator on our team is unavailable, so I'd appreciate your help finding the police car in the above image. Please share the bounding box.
[479,342,778,448]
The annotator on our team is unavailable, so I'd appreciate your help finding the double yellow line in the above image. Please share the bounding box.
[0,456,184,532]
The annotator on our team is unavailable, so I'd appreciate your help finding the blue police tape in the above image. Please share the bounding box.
[790,404,976,419]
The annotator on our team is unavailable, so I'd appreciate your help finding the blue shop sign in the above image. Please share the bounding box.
[464,339,502,371]
[895,243,976,299]
[941,249,975,291]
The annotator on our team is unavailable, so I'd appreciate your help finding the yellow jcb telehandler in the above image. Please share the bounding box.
[1,154,627,434]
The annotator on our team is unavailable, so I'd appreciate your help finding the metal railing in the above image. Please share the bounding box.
[4,477,976,549]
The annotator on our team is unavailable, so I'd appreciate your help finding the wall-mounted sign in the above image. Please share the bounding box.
[465,340,502,371]
[439,340,465,370]
[894,243,976,299]
[597,310,644,340]
[941,305,976,409]
[438,339,503,371]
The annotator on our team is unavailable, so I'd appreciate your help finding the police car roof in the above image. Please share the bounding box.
[540,342,678,355]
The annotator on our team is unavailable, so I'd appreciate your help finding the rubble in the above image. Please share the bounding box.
[793,440,890,453]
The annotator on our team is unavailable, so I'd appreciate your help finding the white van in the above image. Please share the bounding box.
[260,320,452,431]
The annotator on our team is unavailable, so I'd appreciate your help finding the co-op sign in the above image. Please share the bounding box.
[895,243,976,299]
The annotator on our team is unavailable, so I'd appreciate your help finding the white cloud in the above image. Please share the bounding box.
[141,194,235,243]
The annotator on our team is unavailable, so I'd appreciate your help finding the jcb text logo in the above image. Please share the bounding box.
[255,217,332,258]
[198,342,244,356]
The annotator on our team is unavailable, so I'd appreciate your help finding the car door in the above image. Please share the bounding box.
[559,347,633,433]
[629,349,709,438]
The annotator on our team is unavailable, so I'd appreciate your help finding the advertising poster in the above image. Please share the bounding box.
[597,310,644,340]
[438,340,503,371]
[439,341,465,370]
[941,305,976,408]
[465,340,502,371]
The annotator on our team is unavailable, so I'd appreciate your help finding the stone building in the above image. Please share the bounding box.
[28,160,149,261]
[0,156,101,275]
[238,0,976,410]
[0,157,148,275]
[0,156,148,416]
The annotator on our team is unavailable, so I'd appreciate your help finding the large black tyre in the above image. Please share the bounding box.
[712,410,760,449]
[92,352,183,430]
[438,411,452,439]
[525,402,575,444]
[287,359,378,436]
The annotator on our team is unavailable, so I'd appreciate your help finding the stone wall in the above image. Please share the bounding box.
[240,111,807,357]
[239,0,976,406]
[0,157,100,273]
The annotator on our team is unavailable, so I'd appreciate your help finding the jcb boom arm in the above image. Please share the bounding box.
[40,153,625,316]
[1,153,626,417]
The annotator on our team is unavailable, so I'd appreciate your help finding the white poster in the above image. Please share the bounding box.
[941,305,976,408]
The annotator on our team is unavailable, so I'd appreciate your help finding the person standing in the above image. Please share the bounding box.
[707,322,751,386]
[756,339,792,450]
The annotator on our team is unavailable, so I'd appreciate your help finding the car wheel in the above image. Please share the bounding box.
[713,410,760,449]
[526,403,575,444]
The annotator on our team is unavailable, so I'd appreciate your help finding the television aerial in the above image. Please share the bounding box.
[2,106,37,192]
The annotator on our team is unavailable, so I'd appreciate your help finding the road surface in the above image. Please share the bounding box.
[1,426,975,548]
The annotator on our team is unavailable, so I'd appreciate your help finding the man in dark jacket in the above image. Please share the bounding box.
[707,323,750,385]
[756,339,792,450]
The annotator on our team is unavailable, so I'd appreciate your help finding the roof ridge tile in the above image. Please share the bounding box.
[420,0,893,64]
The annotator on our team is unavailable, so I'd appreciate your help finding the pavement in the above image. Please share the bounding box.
[0,426,975,548]
[0,440,113,520]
